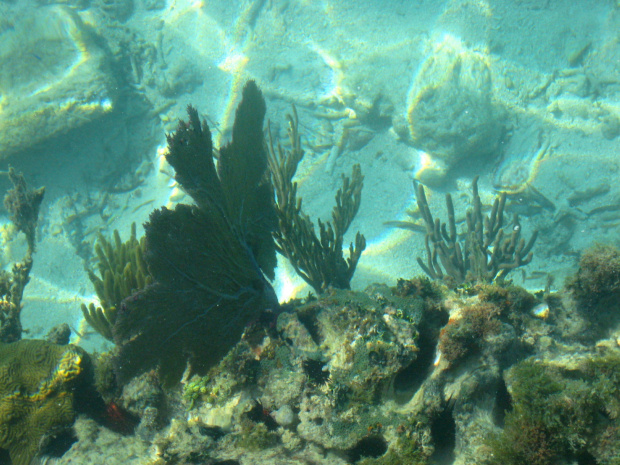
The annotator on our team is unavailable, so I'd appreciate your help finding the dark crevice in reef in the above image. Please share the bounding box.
[296,308,323,346]
[39,429,78,459]
[345,435,388,463]
[430,404,456,465]
[393,304,448,404]
[245,401,279,431]
[392,333,437,404]
[575,450,598,465]
[492,376,512,427]
[303,359,330,386]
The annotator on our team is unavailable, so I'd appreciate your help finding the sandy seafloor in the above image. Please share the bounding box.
[0,0,618,356]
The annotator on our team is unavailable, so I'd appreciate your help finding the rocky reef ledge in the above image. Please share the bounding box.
[50,250,620,464]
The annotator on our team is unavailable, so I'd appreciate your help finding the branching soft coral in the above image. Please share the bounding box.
[81,223,151,341]
[414,176,537,285]
[267,106,366,293]
[0,168,44,343]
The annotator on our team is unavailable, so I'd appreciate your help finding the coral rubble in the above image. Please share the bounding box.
[485,354,620,465]
[44,270,620,465]
[176,284,446,463]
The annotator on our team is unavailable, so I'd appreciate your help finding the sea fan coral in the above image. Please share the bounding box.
[113,81,278,384]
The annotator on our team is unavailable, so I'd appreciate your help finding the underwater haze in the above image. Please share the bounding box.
[0,0,619,464]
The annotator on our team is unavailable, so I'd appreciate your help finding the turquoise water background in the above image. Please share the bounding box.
[0,0,617,352]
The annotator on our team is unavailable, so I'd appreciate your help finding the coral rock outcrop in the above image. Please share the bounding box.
[0,339,90,465]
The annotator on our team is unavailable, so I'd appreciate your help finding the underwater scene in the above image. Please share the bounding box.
[0,0,619,464]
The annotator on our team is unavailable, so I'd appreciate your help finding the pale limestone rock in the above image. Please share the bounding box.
[407,35,503,183]
[0,5,115,157]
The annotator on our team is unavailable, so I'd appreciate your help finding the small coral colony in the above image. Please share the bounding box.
[0,81,618,464]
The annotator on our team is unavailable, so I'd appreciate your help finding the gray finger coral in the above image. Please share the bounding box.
[414,176,537,285]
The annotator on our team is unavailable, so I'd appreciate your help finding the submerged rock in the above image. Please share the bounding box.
[47,277,620,465]
[0,5,116,156]
[407,35,503,184]
[0,339,91,465]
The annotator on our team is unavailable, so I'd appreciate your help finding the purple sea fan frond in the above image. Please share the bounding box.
[112,81,278,385]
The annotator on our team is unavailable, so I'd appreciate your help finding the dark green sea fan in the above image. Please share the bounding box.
[113,81,278,384]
